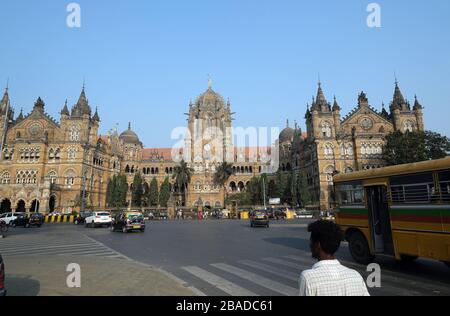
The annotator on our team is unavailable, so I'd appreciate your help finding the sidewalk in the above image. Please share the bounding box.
[4,256,198,296]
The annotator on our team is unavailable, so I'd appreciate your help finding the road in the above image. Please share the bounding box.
[2,220,450,296]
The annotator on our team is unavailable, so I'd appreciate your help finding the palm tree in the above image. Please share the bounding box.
[172,160,194,206]
[214,162,235,205]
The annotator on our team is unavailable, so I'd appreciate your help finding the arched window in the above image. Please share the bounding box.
[1,171,11,184]
[68,147,76,160]
[324,143,334,158]
[324,166,335,185]
[403,120,414,133]
[69,125,81,141]
[321,121,332,138]
[48,171,58,184]
[64,169,76,186]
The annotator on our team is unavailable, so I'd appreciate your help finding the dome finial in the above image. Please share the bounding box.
[128,122,131,130]
[208,74,212,89]
[286,119,290,128]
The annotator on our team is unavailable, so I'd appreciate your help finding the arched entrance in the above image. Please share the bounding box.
[31,200,40,213]
[0,199,11,214]
[49,196,56,213]
[16,200,26,213]
[204,201,211,210]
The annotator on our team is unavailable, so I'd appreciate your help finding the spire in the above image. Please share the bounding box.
[391,80,407,111]
[316,81,327,104]
[16,108,24,121]
[34,97,45,112]
[92,107,100,121]
[358,91,369,107]
[128,122,131,130]
[314,81,330,112]
[208,75,213,90]
[413,95,423,110]
[286,119,290,128]
[305,103,312,118]
[72,84,92,116]
[1,81,9,106]
[61,99,70,116]
[332,95,341,111]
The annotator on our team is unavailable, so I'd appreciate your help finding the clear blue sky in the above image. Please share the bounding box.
[1,0,449,147]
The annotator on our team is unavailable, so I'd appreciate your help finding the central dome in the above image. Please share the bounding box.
[195,87,226,109]
[120,123,141,144]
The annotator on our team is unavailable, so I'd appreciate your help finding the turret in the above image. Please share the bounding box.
[413,95,425,131]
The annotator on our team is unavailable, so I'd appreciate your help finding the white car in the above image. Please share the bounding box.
[85,212,112,228]
[0,212,26,225]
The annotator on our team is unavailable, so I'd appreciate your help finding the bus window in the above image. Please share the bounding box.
[338,182,364,206]
[390,172,435,204]
[438,170,450,202]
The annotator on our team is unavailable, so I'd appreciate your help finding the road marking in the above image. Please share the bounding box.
[182,266,257,296]
[211,263,298,296]
[238,260,300,282]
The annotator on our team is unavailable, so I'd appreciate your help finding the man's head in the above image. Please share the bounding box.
[307,220,343,260]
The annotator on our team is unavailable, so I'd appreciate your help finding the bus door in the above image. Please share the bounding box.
[366,185,394,255]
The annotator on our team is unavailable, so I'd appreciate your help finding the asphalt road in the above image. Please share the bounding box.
[2,220,450,296]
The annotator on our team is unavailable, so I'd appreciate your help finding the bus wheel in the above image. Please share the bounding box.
[348,232,374,265]
[400,255,418,263]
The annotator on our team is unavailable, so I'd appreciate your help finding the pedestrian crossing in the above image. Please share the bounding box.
[0,232,129,260]
[179,252,450,296]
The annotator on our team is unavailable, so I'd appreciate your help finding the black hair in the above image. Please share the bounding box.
[307,220,343,255]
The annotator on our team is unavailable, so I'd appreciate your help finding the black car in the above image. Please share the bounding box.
[0,254,6,296]
[265,209,275,220]
[250,210,269,228]
[74,212,92,225]
[111,212,146,233]
[11,213,44,228]
[274,209,287,220]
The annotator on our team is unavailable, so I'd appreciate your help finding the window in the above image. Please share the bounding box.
[338,182,364,206]
[48,171,58,184]
[15,170,37,184]
[321,121,332,138]
[325,166,335,185]
[69,125,80,141]
[68,147,76,160]
[390,172,435,204]
[403,120,414,133]
[439,171,450,203]
[1,171,11,184]
[64,170,76,186]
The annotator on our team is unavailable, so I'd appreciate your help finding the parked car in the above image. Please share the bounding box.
[0,212,26,226]
[250,210,269,228]
[144,212,154,221]
[11,213,44,228]
[111,212,145,233]
[0,254,6,296]
[74,212,92,225]
[274,209,287,220]
[295,209,314,219]
[85,212,112,228]
[265,209,275,220]
[155,211,168,220]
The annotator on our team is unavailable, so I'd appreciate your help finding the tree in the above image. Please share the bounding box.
[383,130,450,166]
[225,192,252,207]
[247,177,262,205]
[299,175,312,207]
[172,160,194,205]
[131,173,144,208]
[213,162,235,204]
[148,178,159,207]
[159,177,171,208]
[106,174,128,209]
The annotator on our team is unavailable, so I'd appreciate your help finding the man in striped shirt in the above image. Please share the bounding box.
[299,220,370,296]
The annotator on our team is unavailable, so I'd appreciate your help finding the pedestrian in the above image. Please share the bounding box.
[299,220,370,296]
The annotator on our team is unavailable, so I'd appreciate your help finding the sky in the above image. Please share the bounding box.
[1,0,449,147]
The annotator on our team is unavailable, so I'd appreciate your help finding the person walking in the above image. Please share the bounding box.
[299,220,370,296]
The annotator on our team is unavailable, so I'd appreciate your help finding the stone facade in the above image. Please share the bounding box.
[0,84,271,214]
[287,81,425,210]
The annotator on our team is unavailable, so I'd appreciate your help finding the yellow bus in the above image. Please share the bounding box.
[333,157,450,267]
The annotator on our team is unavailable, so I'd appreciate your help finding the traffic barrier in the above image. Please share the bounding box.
[44,215,74,223]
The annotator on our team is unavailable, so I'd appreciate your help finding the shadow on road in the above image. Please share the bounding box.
[5,275,41,296]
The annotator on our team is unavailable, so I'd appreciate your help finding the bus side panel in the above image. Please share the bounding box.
[392,230,450,261]
[390,206,445,233]
[443,207,450,233]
